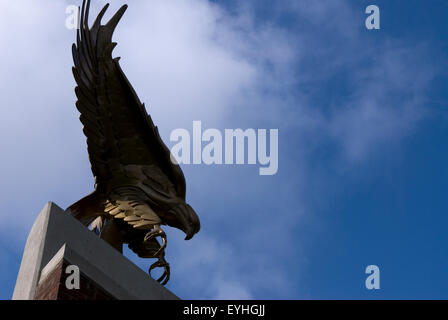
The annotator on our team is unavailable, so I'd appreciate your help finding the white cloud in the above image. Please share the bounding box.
[114,0,295,130]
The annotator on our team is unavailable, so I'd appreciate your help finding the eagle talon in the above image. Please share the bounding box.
[149,255,170,285]
[144,226,170,285]
[144,225,167,258]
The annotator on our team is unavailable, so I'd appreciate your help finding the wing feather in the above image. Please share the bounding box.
[72,0,186,197]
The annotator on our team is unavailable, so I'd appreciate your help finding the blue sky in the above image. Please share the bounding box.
[0,0,447,299]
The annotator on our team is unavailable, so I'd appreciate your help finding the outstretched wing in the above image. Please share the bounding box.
[72,0,186,198]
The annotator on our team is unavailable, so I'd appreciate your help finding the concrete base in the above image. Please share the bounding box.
[12,202,179,300]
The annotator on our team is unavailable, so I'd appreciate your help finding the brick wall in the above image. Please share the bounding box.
[34,259,115,300]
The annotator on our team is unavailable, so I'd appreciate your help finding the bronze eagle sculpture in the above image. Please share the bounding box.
[67,0,200,285]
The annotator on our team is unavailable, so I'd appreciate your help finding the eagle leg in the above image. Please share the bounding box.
[144,225,170,285]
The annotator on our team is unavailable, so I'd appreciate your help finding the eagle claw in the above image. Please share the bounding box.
[144,226,167,258]
[149,255,170,286]
[144,226,170,285]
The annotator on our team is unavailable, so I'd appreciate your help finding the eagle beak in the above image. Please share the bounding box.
[177,203,200,240]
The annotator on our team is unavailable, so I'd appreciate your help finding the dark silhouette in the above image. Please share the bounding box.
[67,0,200,285]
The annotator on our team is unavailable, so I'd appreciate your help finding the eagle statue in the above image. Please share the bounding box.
[67,0,200,285]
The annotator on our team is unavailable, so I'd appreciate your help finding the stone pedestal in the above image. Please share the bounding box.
[12,202,179,300]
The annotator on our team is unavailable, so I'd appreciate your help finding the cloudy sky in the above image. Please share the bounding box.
[1,0,447,299]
